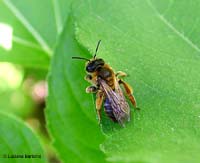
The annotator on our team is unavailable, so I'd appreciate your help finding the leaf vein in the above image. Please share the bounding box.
[13,36,44,51]
[52,0,63,34]
[3,0,53,56]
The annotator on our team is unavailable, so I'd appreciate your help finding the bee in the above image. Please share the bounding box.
[72,40,138,126]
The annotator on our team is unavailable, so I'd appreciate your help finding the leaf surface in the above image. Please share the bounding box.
[0,0,73,68]
[68,0,200,162]
[0,112,47,163]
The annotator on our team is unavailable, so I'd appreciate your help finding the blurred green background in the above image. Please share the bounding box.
[1,0,200,163]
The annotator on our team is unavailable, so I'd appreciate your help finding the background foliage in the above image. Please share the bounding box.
[0,0,200,163]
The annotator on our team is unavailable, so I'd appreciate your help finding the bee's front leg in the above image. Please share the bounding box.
[86,86,98,93]
[84,74,92,81]
[96,90,104,124]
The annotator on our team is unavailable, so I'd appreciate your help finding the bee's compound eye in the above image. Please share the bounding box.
[86,65,95,72]
[86,59,104,72]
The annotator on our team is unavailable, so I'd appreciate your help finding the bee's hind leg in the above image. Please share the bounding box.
[118,79,139,110]
[116,71,139,109]
[96,91,104,124]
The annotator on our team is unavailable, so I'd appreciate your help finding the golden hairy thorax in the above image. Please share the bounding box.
[89,64,116,90]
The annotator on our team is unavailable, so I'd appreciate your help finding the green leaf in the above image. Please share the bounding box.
[46,16,108,163]
[64,0,199,162]
[0,0,73,68]
[0,112,47,163]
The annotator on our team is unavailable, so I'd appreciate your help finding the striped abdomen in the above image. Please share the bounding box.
[104,97,117,122]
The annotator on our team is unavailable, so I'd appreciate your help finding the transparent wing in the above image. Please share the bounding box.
[98,78,130,125]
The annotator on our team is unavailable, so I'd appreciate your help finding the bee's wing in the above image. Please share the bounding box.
[98,78,130,126]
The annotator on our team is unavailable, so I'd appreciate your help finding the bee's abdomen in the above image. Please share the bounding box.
[104,97,117,122]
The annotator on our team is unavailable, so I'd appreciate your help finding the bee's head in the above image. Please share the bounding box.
[72,40,103,72]
[85,58,105,72]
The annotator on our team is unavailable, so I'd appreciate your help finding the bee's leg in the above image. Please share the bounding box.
[84,74,93,81]
[96,91,104,124]
[86,86,98,93]
[115,71,127,78]
[118,79,139,110]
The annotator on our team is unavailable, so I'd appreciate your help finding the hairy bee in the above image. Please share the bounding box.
[72,40,138,126]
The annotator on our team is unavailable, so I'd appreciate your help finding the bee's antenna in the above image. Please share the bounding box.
[72,56,90,61]
[93,40,101,59]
